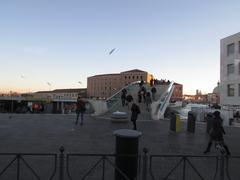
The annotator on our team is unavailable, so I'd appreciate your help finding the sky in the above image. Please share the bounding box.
[1,0,240,95]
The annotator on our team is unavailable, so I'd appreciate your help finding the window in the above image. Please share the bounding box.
[129,76,130,79]
[125,76,127,79]
[227,64,234,75]
[227,43,234,56]
[239,41,240,53]
[239,62,240,75]
[133,76,135,79]
[239,84,240,96]
[227,84,234,97]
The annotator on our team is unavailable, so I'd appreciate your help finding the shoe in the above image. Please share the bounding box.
[203,150,210,154]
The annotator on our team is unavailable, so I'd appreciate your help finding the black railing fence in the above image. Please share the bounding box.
[0,147,240,180]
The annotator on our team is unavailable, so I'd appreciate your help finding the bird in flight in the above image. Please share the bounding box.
[46,82,51,86]
[109,48,116,55]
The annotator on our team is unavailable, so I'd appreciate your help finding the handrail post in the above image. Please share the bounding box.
[219,154,225,180]
[182,156,186,180]
[59,146,65,180]
[17,154,20,180]
[142,148,148,180]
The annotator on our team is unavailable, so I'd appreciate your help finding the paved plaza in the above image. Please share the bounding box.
[0,113,239,155]
[0,114,240,180]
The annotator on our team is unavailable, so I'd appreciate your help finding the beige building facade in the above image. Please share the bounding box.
[87,69,153,98]
[220,32,240,109]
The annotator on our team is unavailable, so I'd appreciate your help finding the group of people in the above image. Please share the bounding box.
[74,92,232,155]
[120,81,158,130]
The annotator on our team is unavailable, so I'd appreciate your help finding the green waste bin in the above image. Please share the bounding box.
[113,129,142,180]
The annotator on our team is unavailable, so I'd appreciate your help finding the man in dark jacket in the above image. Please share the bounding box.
[204,111,231,155]
[121,89,127,107]
[75,95,86,125]
[126,93,133,109]
[131,103,141,130]
[151,86,157,101]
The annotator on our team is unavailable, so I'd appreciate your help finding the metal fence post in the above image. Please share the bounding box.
[219,155,225,180]
[59,146,65,180]
[142,148,148,180]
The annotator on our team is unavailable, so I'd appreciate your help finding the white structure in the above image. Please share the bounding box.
[220,32,240,110]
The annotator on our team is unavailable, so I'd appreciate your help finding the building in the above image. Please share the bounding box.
[220,32,240,110]
[34,88,87,101]
[87,69,153,98]
[170,83,183,102]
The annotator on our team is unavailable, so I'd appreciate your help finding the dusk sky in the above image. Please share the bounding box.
[1,0,240,94]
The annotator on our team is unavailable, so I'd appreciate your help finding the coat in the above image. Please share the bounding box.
[76,98,86,113]
[210,116,225,141]
[131,103,140,121]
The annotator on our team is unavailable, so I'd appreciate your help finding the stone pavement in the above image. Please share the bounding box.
[0,113,239,154]
[0,113,240,179]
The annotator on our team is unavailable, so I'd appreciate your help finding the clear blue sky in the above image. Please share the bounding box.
[1,0,240,94]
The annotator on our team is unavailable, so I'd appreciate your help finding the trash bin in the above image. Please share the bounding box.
[170,112,180,132]
[187,111,196,133]
[206,113,213,134]
[113,129,142,180]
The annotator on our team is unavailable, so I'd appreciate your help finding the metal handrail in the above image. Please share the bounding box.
[0,153,57,180]
[66,153,141,180]
[149,154,240,180]
[1,150,240,180]
[106,81,141,102]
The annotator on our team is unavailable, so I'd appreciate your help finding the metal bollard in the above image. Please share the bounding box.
[59,146,65,180]
[142,148,148,180]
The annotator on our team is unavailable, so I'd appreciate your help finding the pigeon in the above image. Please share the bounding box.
[109,48,116,55]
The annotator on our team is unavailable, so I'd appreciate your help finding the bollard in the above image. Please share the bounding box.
[142,148,148,180]
[113,129,142,180]
[170,112,176,131]
[176,114,180,132]
[170,113,180,132]
[187,112,195,133]
[59,146,65,180]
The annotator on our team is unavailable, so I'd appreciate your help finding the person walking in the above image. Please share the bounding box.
[131,102,141,130]
[203,111,231,155]
[121,88,127,107]
[137,90,142,103]
[75,95,86,125]
[126,93,133,109]
[145,92,152,112]
[141,86,146,103]
[151,86,157,101]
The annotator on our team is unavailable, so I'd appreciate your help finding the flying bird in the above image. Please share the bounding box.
[20,75,25,78]
[46,82,51,86]
[109,48,116,55]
